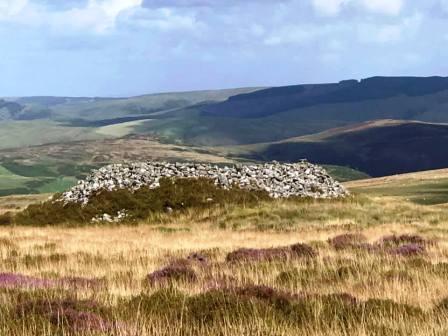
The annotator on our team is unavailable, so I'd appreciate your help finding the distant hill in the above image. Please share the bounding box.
[0,99,24,120]
[203,76,448,118]
[3,76,448,183]
[0,87,263,149]
[139,76,448,146]
[6,87,263,122]
[252,120,448,177]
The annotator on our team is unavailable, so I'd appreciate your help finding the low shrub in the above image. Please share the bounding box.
[290,243,318,258]
[187,290,255,323]
[16,297,113,333]
[147,263,197,286]
[388,244,425,257]
[125,289,187,320]
[314,293,361,328]
[186,252,209,265]
[328,233,367,250]
[334,265,362,281]
[226,243,316,263]
[0,212,13,226]
[0,273,54,289]
[14,177,271,226]
[275,268,319,287]
[362,298,425,320]
[435,297,448,312]
[231,285,293,308]
[378,234,432,248]
[226,247,290,263]
[432,262,448,277]
[406,257,432,269]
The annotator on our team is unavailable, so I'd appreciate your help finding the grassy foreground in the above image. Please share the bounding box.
[1,186,448,335]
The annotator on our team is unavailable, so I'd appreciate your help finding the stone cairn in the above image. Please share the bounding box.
[60,160,348,205]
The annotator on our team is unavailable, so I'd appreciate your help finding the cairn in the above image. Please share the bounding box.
[61,160,349,204]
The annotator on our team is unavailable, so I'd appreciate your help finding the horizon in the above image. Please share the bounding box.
[1,0,447,97]
[3,74,448,99]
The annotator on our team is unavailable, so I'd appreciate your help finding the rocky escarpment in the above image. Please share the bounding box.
[60,161,349,204]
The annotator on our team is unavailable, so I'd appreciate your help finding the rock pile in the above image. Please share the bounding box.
[91,210,128,223]
[60,160,349,204]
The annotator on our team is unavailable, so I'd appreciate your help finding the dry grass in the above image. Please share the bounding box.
[2,194,448,335]
[0,194,51,214]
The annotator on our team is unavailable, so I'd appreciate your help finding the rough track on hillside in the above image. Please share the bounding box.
[60,160,349,204]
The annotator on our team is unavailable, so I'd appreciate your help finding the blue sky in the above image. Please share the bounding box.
[0,0,446,96]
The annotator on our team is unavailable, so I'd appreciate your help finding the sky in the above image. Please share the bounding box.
[0,0,446,97]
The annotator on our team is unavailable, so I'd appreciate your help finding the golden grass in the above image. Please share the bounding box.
[0,194,51,214]
[2,195,448,335]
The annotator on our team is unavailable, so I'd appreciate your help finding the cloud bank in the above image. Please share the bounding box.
[0,0,445,96]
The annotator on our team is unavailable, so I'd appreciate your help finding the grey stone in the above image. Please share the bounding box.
[59,160,349,205]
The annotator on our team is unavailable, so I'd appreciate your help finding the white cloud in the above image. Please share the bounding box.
[58,0,143,32]
[357,13,422,44]
[129,8,200,32]
[0,0,143,33]
[374,24,403,42]
[311,0,404,16]
[264,24,334,45]
[0,0,28,18]
[90,0,142,21]
[360,0,403,16]
[311,0,348,16]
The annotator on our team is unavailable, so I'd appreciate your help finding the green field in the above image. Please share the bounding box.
[0,161,92,196]
[322,165,370,182]
[0,120,107,149]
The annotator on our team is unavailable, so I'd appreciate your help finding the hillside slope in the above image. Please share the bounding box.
[3,76,448,181]
[344,167,448,205]
[246,120,448,177]
[203,76,448,119]
[140,76,448,146]
[8,87,263,122]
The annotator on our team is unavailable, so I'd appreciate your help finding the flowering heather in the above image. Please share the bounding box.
[50,308,111,333]
[328,233,368,250]
[58,276,106,290]
[16,298,115,333]
[388,244,426,257]
[290,243,318,258]
[147,264,197,285]
[378,234,432,248]
[0,273,54,289]
[226,247,290,262]
[226,243,316,263]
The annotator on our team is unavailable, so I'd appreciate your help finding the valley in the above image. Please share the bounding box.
[2,76,448,198]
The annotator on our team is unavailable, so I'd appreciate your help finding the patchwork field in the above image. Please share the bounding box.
[1,170,448,335]
[0,136,234,196]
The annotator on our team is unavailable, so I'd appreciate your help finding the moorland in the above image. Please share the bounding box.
[1,169,448,335]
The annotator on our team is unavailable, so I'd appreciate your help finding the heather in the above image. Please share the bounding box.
[1,192,448,335]
[14,177,270,226]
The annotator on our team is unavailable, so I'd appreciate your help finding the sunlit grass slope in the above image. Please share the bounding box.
[0,169,447,335]
[345,168,448,205]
